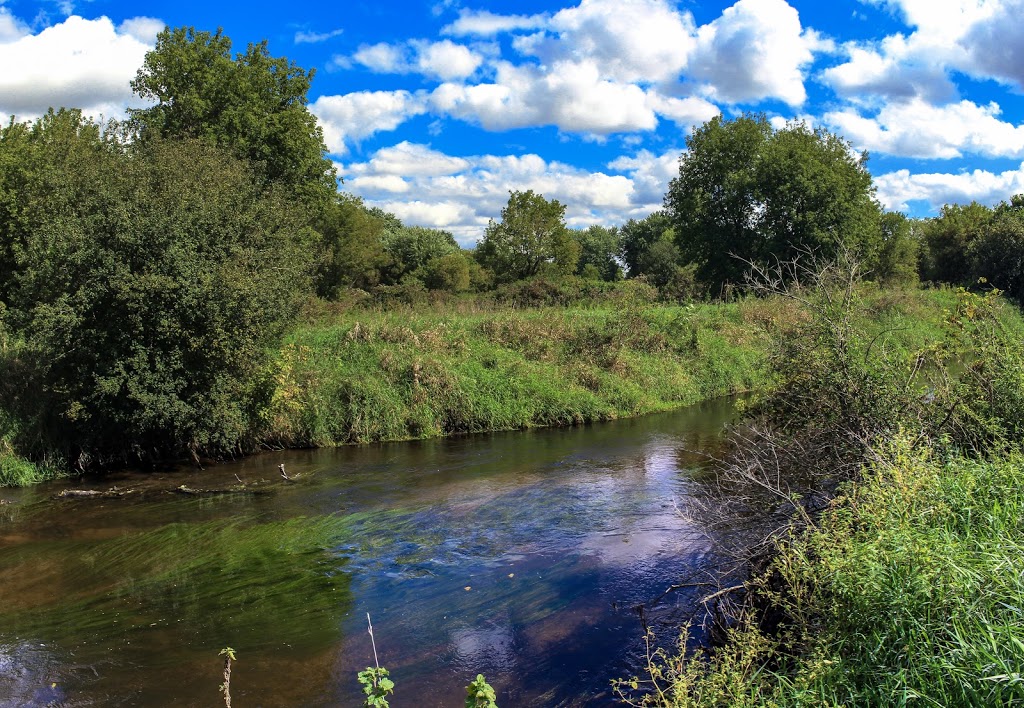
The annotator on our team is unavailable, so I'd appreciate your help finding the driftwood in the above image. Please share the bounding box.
[56,487,135,499]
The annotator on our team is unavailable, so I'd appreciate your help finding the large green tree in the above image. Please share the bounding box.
[3,113,314,465]
[665,115,881,291]
[476,190,578,282]
[129,26,336,205]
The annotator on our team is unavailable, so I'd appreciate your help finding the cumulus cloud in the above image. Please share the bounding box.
[351,39,483,80]
[645,93,721,131]
[352,42,408,73]
[414,39,485,80]
[823,0,1024,101]
[117,17,164,43]
[431,60,657,134]
[518,0,697,84]
[340,142,659,244]
[442,9,549,36]
[825,98,1024,159]
[687,0,819,106]
[607,148,682,207]
[875,162,1024,212]
[310,90,430,155]
[0,15,157,120]
[0,7,29,41]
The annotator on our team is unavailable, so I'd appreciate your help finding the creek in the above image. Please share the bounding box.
[0,398,737,706]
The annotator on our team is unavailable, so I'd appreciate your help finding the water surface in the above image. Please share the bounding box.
[0,399,736,706]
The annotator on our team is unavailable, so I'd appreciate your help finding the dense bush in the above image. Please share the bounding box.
[1,117,314,467]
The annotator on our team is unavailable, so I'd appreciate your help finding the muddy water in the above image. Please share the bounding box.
[0,398,736,707]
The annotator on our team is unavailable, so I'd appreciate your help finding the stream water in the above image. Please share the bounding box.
[0,398,737,707]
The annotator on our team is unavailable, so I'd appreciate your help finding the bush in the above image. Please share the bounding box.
[4,129,313,467]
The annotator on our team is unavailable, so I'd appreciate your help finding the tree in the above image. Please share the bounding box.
[619,212,674,277]
[314,194,393,296]
[573,225,622,281]
[422,252,471,292]
[476,190,577,282]
[919,201,994,284]
[665,115,881,292]
[969,196,1024,300]
[872,211,919,285]
[129,26,336,206]
[7,124,314,465]
[382,226,460,284]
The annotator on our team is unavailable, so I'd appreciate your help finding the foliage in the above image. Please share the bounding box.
[2,117,313,467]
[620,259,1024,708]
[919,200,993,284]
[314,193,393,296]
[572,225,622,281]
[465,674,499,708]
[968,197,1024,301]
[382,226,461,284]
[477,190,578,282]
[665,115,881,292]
[620,212,674,278]
[871,211,919,285]
[357,667,395,708]
[129,26,335,206]
[422,252,472,292]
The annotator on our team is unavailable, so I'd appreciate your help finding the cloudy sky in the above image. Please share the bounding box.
[2,0,1023,245]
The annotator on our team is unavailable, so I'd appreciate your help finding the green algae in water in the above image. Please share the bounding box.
[0,514,354,655]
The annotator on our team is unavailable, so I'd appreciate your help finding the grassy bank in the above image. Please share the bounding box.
[622,442,1024,707]
[616,283,1024,707]
[0,286,961,486]
[258,287,952,450]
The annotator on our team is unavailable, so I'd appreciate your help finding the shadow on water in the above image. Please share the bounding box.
[0,397,738,706]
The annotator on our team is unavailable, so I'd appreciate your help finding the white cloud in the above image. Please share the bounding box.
[310,90,430,155]
[0,7,29,42]
[823,0,1024,101]
[442,9,549,36]
[959,0,1024,88]
[875,162,1024,212]
[607,148,681,208]
[294,28,344,44]
[340,142,668,245]
[0,15,156,120]
[825,98,1024,159]
[645,92,720,130]
[116,17,163,43]
[352,42,409,73]
[414,39,484,80]
[351,39,483,80]
[688,0,818,106]
[431,59,657,134]
[520,0,697,84]
[352,141,471,177]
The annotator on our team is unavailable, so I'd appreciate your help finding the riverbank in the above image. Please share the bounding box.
[616,285,1024,707]
[1,286,960,486]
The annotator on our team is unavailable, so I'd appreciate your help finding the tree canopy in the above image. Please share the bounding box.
[665,115,881,291]
[477,190,578,282]
[129,26,336,206]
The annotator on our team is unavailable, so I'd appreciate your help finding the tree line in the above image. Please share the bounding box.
[0,25,1020,473]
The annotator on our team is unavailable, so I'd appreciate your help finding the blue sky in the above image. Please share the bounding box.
[1,0,1023,245]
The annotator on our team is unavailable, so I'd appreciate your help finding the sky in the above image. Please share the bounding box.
[1,0,1023,246]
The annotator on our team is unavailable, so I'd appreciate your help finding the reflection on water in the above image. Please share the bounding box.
[0,398,736,706]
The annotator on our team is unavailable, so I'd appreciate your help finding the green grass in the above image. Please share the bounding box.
[616,285,1024,708]
[617,441,1024,707]
[260,287,956,450]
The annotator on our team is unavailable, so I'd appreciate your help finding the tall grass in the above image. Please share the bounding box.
[616,278,1024,708]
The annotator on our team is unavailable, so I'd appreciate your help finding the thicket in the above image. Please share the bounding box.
[615,258,1024,707]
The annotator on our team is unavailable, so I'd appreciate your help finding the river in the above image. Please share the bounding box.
[0,398,737,706]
